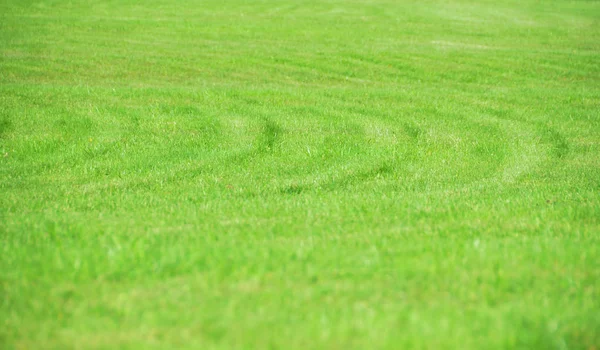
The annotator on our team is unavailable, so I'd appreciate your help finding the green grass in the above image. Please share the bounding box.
[1,0,599,348]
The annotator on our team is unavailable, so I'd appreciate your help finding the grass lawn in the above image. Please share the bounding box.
[1,0,599,348]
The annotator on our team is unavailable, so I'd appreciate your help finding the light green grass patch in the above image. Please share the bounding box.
[1,0,599,348]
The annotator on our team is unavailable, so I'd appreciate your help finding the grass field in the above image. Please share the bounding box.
[1,0,599,348]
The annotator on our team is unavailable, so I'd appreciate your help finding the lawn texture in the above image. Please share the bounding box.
[1,0,599,348]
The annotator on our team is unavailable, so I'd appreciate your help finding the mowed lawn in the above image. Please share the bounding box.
[1,0,599,348]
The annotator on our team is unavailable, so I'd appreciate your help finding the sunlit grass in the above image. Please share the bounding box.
[1,0,599,348]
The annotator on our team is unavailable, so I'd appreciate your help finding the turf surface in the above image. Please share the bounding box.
[1,0,599,348]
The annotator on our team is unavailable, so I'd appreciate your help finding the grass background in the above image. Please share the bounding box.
[1,0,599,348]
